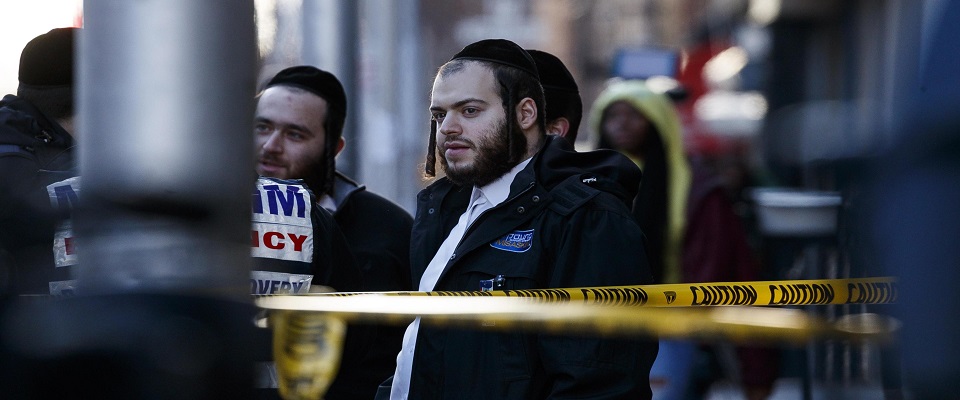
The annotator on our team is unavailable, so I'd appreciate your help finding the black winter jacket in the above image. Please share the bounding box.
[329,172,413,293]
[404,136,658,399]
[0,95,75,295]
[324,173,413,400]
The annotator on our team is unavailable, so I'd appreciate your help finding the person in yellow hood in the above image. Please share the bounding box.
[589,79,691,284]
[591,80,777,400]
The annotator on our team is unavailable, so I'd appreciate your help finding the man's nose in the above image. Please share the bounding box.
[261,130,283,152]
[438,115,460,136]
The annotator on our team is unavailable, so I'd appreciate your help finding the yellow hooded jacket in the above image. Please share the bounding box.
[589,80,691,283]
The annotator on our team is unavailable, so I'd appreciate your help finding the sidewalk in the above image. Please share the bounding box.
[705,378,897,400]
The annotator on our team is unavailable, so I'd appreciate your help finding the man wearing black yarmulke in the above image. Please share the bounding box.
[254,65,413,399]
[527,49,584,143]
[382,38,657,400]
[0,27,79,294]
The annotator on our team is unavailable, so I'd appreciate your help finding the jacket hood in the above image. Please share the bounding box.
[534,135,642,206]
[0,94,73,149]
[588,80,684,159]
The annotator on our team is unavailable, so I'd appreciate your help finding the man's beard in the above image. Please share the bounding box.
[301,163,328,197]
[439,116,527,187]
[259,151,329,196]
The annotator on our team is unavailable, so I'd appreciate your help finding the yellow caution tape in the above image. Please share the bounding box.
[309,277,897,307]
[257,295,898,343]
[260,293,898,400]
[259,278,899,400]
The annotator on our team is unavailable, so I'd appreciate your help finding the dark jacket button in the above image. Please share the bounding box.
[517,206,525,214]
[532,195,540,203]
[428,208,435,214]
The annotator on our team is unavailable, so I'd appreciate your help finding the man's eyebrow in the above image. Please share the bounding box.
[430,98,489,112]
[254,116,313,135]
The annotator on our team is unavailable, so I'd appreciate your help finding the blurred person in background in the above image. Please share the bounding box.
[591,79,690,285]
[0,27,78,295]
[526,49,582,143]
[591,79,776,400]
[382,39,657,400]
[254,65,412,399]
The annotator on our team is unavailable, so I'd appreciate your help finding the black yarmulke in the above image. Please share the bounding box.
[19,27,78,87]
[528,49,578,94]
[266,65,347,117]
[451,39,539,79]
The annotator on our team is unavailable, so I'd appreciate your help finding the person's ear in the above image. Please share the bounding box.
[516,97,537,130]
[335,137,345,156]
[546,118,571,138]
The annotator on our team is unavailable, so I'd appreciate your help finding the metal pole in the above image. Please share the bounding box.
[0,2,262,397]
[77,0,257,298]
[395,0,425,212]
[302,0,360,180]
[357,0,424,212]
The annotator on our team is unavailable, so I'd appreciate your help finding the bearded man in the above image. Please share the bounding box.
[379,39,658,400]
[254,66,411,399]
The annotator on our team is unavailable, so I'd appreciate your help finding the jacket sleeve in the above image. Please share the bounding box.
[311,206,363,293]
[537,203,658,399]
[309,206,374,400]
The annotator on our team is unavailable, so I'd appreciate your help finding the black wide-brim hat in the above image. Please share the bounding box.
[450,39,539,80]
[527,49,578,94]
[265,65,347,118]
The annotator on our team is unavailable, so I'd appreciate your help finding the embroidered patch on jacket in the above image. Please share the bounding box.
[490,229,534,253]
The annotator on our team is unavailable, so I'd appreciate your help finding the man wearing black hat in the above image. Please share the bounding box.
[527,49,583,143]
[382,39,657,400]
[0,28,79,294]
[254,65,413,399]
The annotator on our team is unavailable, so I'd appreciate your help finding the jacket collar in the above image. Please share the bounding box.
[319,171,365,215]
[0,94,74,149]
[474,157,532,208]
[419,134,643,209]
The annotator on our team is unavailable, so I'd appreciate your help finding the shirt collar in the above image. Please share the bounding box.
[471,157,533,208]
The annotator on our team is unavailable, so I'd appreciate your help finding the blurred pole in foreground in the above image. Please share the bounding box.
[77,0,255,295]
[868,0,960,398]
[0,1,259,398]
